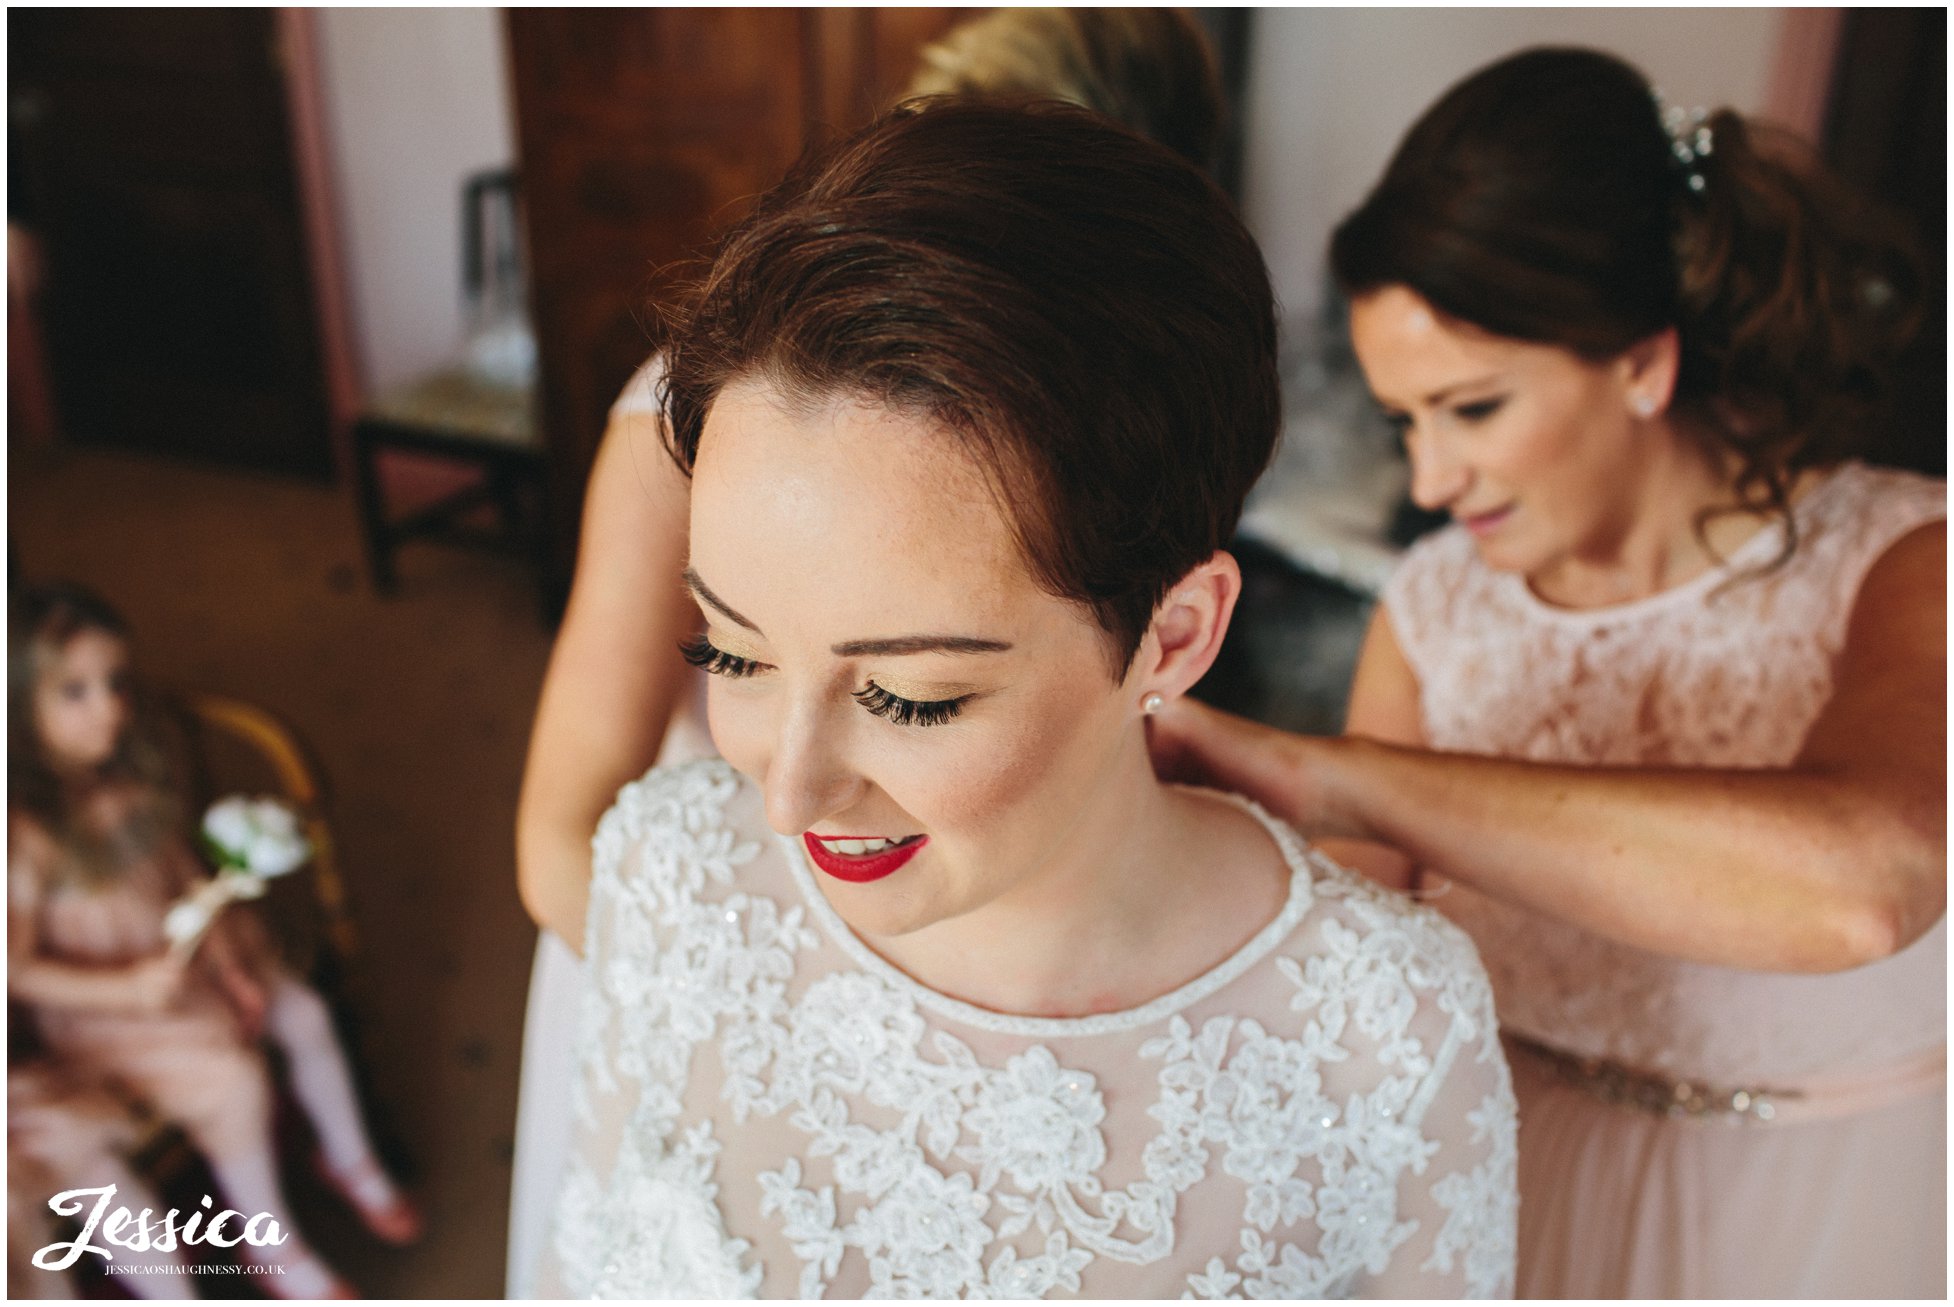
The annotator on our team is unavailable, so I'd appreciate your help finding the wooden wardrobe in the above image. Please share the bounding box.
[505,9,963,592]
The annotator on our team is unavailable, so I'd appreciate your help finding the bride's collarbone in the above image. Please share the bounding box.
[1073,795,1293,1012]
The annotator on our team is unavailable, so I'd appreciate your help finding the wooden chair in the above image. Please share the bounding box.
[349,367,559,619]
[348,168,563,622]
[170,689,357,975]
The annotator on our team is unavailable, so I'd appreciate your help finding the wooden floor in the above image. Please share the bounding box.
[11,442,553,1299]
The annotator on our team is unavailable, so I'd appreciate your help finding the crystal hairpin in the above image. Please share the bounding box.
[1650,87,1714,194]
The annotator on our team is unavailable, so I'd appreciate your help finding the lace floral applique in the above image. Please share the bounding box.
[747,976,1197,1294]
[549,760,1517,1299]
[1426,1092,1520,1293]
[587,1122,763,1300]
[556,762,809,1297]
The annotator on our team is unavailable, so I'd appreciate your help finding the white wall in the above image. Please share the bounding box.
[1241,8,1788,328]
[313,8,516,395]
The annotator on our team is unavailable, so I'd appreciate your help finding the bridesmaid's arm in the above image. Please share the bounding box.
[1150,522,1945,973]
[1311,607,1422,892]
[515,406,699,954]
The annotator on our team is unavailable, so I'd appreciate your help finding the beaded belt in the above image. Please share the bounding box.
[1507,1034,1946,1126]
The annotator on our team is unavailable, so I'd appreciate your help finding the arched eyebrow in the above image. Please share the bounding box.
[684,567,759,633]
[830,635,1011,657]
[683,567,1013,658]
[1421,373,1507,406]
[1368,372,1510,413]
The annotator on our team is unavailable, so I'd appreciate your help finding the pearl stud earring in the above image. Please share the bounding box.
[1142,692,1165,715]
[1630,393,1659,418]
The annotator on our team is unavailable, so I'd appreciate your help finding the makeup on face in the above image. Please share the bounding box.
[679,574,987,890]
[1460,504,1516,538]
[1351,286,1647,578]
[801,832,928,883]
[678,626,988,731]
[686,378,1136,938]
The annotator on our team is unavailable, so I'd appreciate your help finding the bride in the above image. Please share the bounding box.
[533,100,1516,1299]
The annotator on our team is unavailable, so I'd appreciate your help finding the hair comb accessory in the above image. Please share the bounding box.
[1650,87,1714,194]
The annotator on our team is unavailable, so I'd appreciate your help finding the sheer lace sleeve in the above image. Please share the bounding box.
[1356,958,1517,1299]
[530,763,773,1300]
[1298,874,1518,1299]
[528,775,657,1299]
[1810,463,1944,652]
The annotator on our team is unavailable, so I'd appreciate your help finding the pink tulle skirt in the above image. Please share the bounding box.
[1512,1053,1945,1298]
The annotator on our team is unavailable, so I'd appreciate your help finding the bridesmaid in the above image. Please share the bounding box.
[1149,47,1944,1298]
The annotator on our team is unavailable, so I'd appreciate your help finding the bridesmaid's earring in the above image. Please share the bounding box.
[1141,692,1165,715]
[1630,393,1659,419]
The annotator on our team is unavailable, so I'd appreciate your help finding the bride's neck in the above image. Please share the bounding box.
[863,739,1288,1019]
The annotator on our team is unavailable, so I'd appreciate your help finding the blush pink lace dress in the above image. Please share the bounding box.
[25,831,277,1164]
[1382,461,1946,1298]
[17,799,387,1297]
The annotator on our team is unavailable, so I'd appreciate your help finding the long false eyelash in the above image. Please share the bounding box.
[853,683,967,728]
[678,634,763,679]
[1454,396,1507,423]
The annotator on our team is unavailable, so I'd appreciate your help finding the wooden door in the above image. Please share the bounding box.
[10,9,335,478]
[505,8,963,582]
[1823,7,1946,476]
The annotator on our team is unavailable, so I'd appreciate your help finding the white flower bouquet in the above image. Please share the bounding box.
[162,796,313,952]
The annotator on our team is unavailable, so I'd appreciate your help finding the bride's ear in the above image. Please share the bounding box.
[1132,551,1242,704]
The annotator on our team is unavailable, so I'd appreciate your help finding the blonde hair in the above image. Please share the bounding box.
[903,8,1223,170]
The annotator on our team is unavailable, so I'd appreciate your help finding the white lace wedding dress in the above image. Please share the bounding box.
[1384,460,1946,1298]
[532,760,1517,1298]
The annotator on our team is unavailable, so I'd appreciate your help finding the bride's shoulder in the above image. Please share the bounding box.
[596,756,753,837]
[1280,846,1496,1018]
[591,758,771,888]
[1211,794,1493,1019]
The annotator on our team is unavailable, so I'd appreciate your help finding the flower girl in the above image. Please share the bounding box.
[8,583,420,1298]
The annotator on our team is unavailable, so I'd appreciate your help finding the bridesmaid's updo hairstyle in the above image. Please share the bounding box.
[1331,46,1922,538]
[903,8,1226,172]
[658,99,1281,675]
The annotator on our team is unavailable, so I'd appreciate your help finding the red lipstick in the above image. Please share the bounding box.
[801,833,927,884]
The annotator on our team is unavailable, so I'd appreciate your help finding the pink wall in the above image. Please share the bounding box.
[287,8,517,503]
[280,9,362,482]
[1762,8,1843,140]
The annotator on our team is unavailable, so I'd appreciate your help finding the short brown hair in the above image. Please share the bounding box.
[659,99,1279,673]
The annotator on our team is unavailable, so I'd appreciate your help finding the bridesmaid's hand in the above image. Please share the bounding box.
[1146,697,1336,835]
